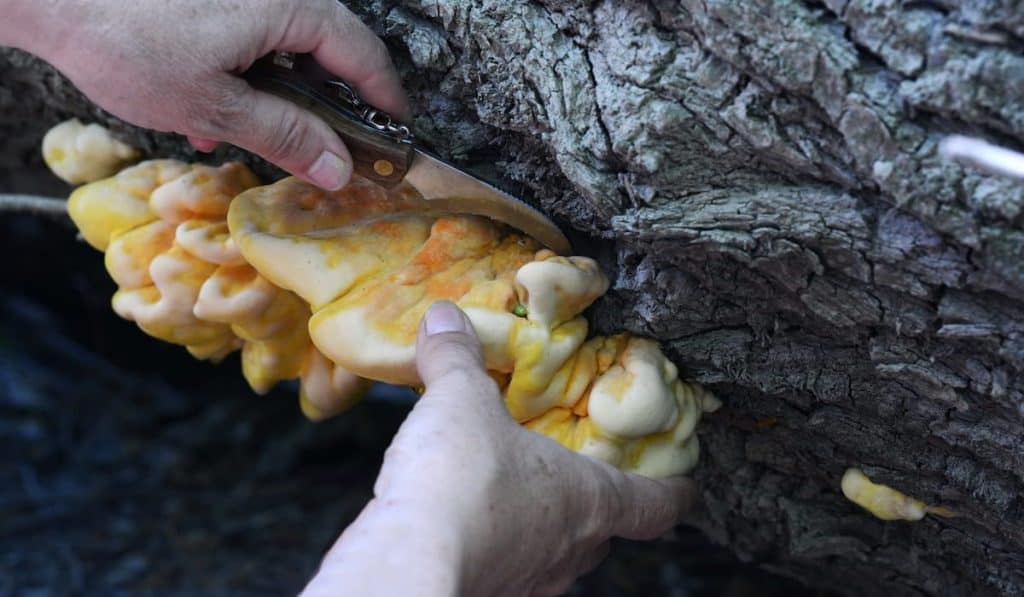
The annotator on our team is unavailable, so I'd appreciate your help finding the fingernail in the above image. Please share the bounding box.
[424,301,468,336]
[307,151,351,191]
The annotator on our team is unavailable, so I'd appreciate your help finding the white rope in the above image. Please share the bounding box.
[0,194,69,219]
[939,135,1024,181]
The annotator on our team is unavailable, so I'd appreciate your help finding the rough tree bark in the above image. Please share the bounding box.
[3,0,1023,595]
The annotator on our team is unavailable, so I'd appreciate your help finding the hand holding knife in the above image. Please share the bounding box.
[243,52,571,255]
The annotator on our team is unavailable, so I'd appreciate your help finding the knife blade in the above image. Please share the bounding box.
[403,149,570,255]
[243,53,571,255]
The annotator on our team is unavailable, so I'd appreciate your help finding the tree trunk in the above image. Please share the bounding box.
[3,0,1023,595]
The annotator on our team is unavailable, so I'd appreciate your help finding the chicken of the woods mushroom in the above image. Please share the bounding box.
[42,119,140,184]
[48,121,719,478]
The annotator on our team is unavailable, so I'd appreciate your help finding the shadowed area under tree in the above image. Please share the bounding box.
[0,190,816,595]
[2,0,1024,594]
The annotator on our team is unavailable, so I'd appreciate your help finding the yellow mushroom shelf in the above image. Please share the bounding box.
[60,156,718,478]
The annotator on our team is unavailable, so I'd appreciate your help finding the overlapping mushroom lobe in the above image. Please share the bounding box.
[228,176,720,477]
[65,160,368,417]
[42,118,140,185]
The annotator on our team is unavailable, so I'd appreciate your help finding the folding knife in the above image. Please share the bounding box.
[243,52,571,255]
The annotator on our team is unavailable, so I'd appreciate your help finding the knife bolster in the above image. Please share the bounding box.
[243,56,414,188]
[332,116,413,187]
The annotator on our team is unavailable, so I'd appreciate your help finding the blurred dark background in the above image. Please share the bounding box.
[0,164,821,595]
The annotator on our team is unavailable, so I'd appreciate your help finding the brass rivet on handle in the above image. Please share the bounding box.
[374,159,395,177]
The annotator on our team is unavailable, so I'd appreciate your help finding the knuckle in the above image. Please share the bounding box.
[322,1,361,45]
[428,336,485,366]
[585,471,626,534]
[189,80,250,137]
[262,108,310,164]
[369,37,391,66]
[318,0,341,21]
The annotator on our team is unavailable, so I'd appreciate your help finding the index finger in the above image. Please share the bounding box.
[271,0,412,121]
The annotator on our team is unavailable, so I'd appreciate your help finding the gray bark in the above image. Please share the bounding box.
[3,0,1024,594]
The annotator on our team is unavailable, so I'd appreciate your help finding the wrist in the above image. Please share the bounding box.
[305,497,466,596]
[374,451,508,594]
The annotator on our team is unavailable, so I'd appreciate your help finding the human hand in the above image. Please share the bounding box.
[302,301,696,596]
[7,0,409,190]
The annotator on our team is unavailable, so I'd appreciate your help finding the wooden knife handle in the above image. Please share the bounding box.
[242,58,413,187]
[309,104,412,187]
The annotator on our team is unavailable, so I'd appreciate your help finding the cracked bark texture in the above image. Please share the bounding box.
[3,0,1024,594]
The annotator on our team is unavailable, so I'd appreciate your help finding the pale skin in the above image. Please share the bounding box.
[303,302,695,595]
[3,0,410,190]
[2,3,695,594]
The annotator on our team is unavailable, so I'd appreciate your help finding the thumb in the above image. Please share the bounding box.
[415,301,489,390]
[195,75,354,190]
